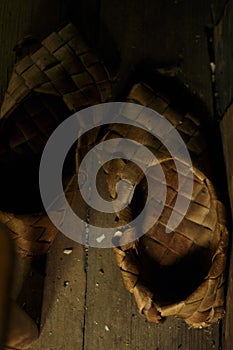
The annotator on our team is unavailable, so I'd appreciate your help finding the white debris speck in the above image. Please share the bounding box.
[105,325,110,332]
[94,321,98,325]
[63,248,73,255]
[96,282,99,287]
[210,62,216,74]
[96,234,105,243]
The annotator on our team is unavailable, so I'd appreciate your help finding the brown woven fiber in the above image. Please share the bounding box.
[0,173,77,257]
[0,211,58,257]
[76,82,229,328]
[0,22,112,157]
[0,23,112,257]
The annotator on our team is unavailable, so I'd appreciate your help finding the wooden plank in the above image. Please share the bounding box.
[65,0,101,48]
[220,105,233,350]
[84,247,220,350]
[143,0,213,117]
[220,104,233,214]
[98,0,213,116]
[98,0,146,89]
[27,233,86,350]
[211,0,229,24]
[215,2,233,349]
[214,0,233,117]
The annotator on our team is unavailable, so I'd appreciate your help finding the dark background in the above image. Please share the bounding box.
[0,0,233,349]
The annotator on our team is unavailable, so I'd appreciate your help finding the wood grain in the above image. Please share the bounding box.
[27,233,86,350]
[214,0,233,118]
[215,2,233,349]
[83,248,220,350]
[0,0,224,349]
[220,105,233,350]
[98,0,213,115]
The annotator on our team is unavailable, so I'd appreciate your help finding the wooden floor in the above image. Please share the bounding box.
[0,0,232,349]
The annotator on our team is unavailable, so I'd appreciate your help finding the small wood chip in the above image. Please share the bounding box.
[105,325,110,332]
[63,248,73,255]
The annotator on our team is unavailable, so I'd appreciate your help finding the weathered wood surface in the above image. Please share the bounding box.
[26,234,86,350]
[98,0,214,116]
[24,235,220,350]
[0,0,226,349]
[214,0,233,118]
[211,0,229,24]
[221,105,233,350]
[214,1,233,350]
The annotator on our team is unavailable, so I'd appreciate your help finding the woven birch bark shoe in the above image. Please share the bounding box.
[0,22,112,158]
[0,22,112,256]
[76,81,229,328]
[0,174,76,257]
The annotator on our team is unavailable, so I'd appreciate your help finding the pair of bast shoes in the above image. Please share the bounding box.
[0,23,229,349]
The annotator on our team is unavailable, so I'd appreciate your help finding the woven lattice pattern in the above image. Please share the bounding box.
[111,83,228,328]
[0,23,112,156]
[0,23,112,256]
[0,174,77,257]
[76,82,228,328]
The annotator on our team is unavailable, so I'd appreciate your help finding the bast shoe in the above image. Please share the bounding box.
[0,22,112,158]
[75,81,229,328]
[0,22,112,257]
